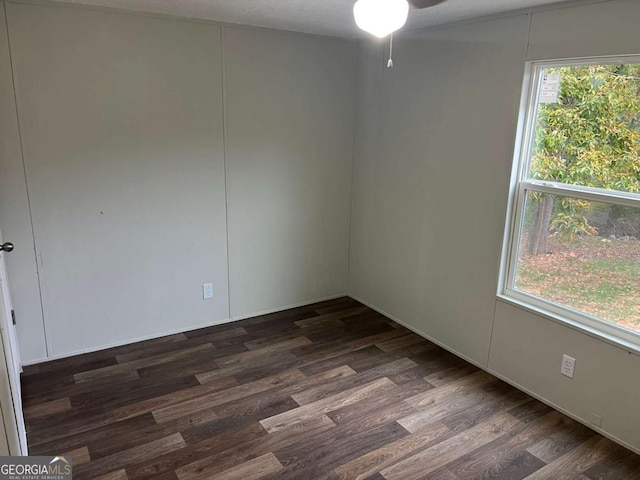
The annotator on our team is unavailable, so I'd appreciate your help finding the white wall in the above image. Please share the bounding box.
[224,28,356,318]
[350,0,640,452]
[6,2,229,359]
[0,2,357,361]
[3,0,639,453]
[350,14,530,365]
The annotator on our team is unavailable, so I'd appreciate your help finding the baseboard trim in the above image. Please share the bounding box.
[348,293,640,457]
[22,316,235,365]
[22,293,348,366]
[229,293,348,322]
[26,291,637,454]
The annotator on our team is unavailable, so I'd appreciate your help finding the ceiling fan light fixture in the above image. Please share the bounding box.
[353,0,409,38]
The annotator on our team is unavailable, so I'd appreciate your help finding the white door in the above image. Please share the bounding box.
[0,230,28,455]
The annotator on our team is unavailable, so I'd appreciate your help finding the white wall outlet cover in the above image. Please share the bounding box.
[202,283,214,300]
[561,354,576,378]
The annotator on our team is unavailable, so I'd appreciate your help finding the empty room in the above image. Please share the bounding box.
[0,0,640,478]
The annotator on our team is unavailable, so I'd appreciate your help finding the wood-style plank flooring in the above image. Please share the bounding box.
[21,297,640,480]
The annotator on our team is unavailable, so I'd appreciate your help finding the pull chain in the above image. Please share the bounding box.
[387,32,394,69]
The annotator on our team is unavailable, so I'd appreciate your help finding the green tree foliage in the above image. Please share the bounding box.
[526,64,640,255]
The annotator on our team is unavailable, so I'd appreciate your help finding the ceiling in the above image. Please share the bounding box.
[51,0,573,38]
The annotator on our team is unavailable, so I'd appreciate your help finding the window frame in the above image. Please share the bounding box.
[499,55,640,353]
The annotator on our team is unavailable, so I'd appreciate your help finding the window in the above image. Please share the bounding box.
[502,57,640,350]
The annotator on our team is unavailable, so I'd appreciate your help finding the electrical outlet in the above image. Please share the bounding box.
[590,413,602,427]
[561,354,576,378]
[202,283,213,300]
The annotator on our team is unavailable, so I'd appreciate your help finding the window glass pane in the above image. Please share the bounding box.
[529,64,640,194]
[515,191,640,334]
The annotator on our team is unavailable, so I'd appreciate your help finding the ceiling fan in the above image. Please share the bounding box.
[409,0,447,8]
[353,0,447,68]
[354,0,447,38]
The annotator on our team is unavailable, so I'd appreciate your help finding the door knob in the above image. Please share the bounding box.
[0,242,14,253]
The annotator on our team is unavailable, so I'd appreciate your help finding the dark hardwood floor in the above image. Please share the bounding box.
[21,297,640,480]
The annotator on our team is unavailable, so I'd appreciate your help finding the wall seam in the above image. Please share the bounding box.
[345,41,361,294]
[3,1,49,358]
[525,7,533,59]
[220,25,232,320]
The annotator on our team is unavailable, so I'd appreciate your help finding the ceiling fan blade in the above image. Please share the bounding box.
[408,0,447,9]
